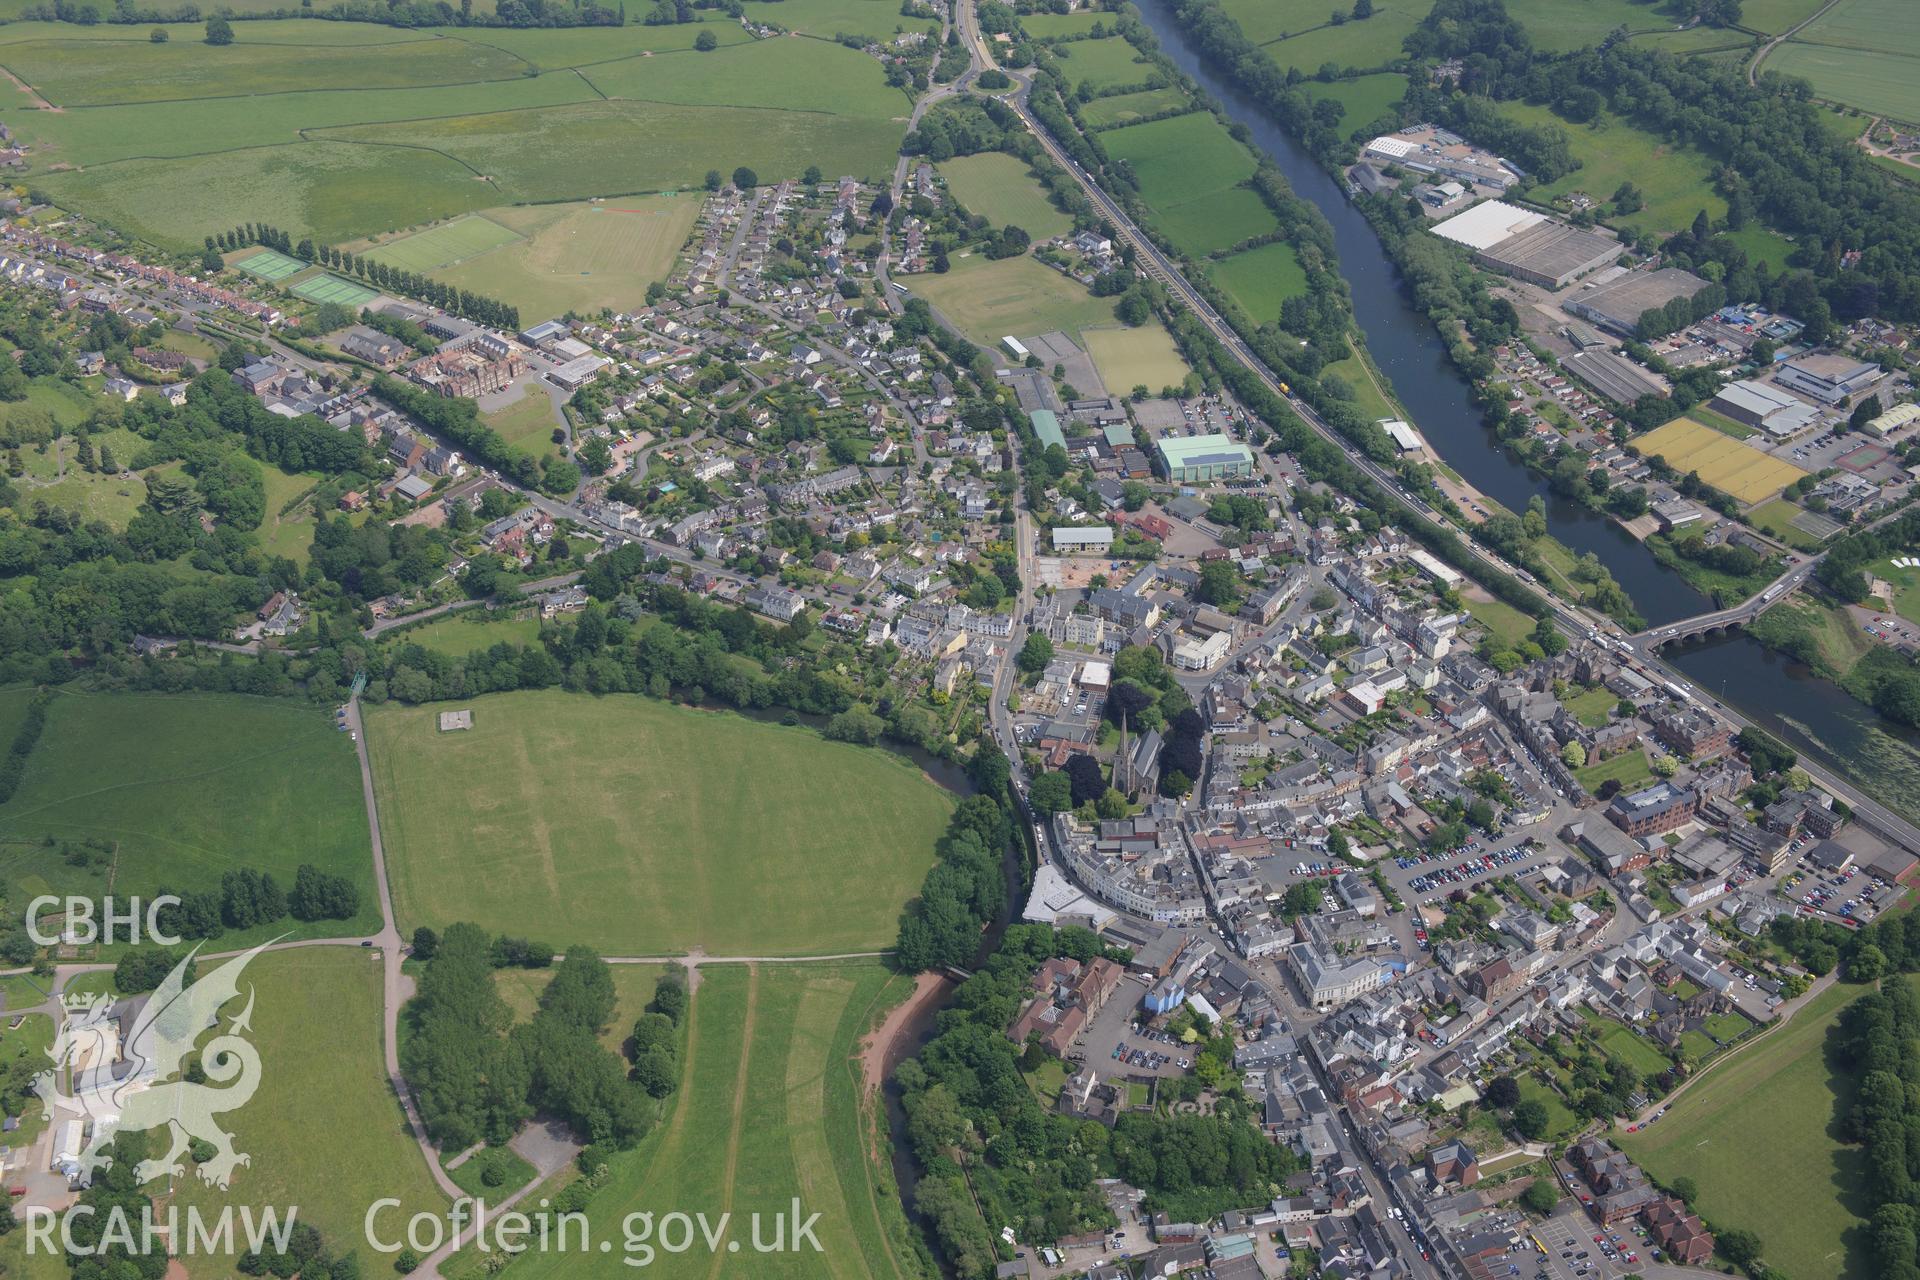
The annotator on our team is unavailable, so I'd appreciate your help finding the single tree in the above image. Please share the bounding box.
[205,15,234,44]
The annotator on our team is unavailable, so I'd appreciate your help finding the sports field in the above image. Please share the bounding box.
[233,249,306,282]
[1210,241,1308,324]
[366,690,956,956]
[1620,979,1872,1280]
[1101,112,1276,257]
[495,961,924,1280]
[1637,417,1808,504]
[938,152,1071,239]
[908,251,1118,346]
[5,19,908,249]
[362,212,522,273]
[0,691,380,945]
[1082,324,1189,393]
[290,272,381,307]
[169,948,447,1256]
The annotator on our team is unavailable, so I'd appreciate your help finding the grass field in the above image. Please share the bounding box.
[362,212,522,273]
[1573,748,1655,794]
[1769,37,1920,123]
[1741,0,1828,31]
[1048,35,1152,91]
[1563,685,1619,728]
[1082,324,1190,393]
[1249,0,1435,71]
[367,691,956,956]
[908,251,1118,346]
[8,20,906,250]
[1100,112,1276,257]
[938,152,1071,239]
[1464,592,1535,646]
[1080,88,1190,128]
[1498,101,1725,238]
[12,457,149,528]
[1865,555,1920,627]
[482,388,562,456]
[0,691,380,946]
[497,961,923,1280]
[397,611,545,658]
[1751,496,1830,552]
[1021,10,1108,37]
[1516,1074,1579,1141]
[167,948,447,1263]
[258,465,322,565]
[1209,240,1308,324]
[1303,72,1407,128]
[1591,1017,1676,1078]
[739,0,940,42]
[1689,403,1759,439]
[1638,417,1808,504]
[1620,979,1871,1280]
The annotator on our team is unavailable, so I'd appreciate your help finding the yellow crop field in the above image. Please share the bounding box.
[1638,417,1808,504]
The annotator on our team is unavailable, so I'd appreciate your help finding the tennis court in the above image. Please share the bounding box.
[234,249,307,282]
[291,274,382,307]
[1638,417,1808,504]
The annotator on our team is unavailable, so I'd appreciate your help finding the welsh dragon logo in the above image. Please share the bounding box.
[34,940,275,1189]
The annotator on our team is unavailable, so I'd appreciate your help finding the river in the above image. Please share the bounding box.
[1126,0,1920,823]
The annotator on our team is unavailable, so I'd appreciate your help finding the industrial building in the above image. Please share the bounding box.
[1709,379,1820,437]
[1561,268,1712,338]
[1361,125,1520,191]
[1157,433,1256,483]
[1774,353,1881,405]
[1428,201,1620,289]
[1865,402,1920,438]
[1563,349,1668,404]
[1029,408,1065,451]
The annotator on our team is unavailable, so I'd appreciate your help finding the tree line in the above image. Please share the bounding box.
[210,225,521,332]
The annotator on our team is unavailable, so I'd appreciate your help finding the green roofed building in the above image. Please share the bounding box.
[1030,409,1065,451]
[1157,433,1255,483]
[1102,421,1134,448]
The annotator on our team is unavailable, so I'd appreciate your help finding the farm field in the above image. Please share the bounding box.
[907,251,1118,346]
[1082,324,1190,394]
[1209,240,1308,324]
[938,152,1071,239]
[1253,1,1435,72]
[1740,0,1829,31]
[1303,72,1407,128]
[1620,979,1872,1280]
[366,690,956,956]
[405,198,699,317]
[8,20,908,249]
[497,961,922,1280]
[1637,417,1808,504]
[1768,39,1920,123]
[739,0,940,41]
[1021,10,1107,37]
[169,948,447,1265]
[1080,87,1190,128]
[1498,101,1725,238]
[1048,35,1152,91]
[0,692,381,946]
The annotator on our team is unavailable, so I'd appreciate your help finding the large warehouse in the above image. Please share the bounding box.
[1429,200,1620,289]
[1564,349,1668,404]
[1561,267,1713,337]
[1158,433,1256,483]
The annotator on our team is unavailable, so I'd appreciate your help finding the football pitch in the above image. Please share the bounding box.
[365,690,956,957]
[362,212,522,272]
[1637,417,1807,504]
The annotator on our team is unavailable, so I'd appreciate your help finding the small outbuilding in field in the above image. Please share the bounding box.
[437,709,473,733]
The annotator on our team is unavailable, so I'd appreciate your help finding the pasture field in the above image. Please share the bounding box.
[0,691,381,946]
[430,197,701,317]
[1620,979,1870,1280]
[232,249,306,281]
[938,152,1071,238]
[1498,101,1725,237]
[1304,72,1407,128]
[482,388,562,456]
[1769,39,1920,123]
[1048,35,1152,90]
[499,961,924,1280]
[291,272,381,307]
[1082,324,1190,393]
[908,251,1118,345]
[0,32,530,106]
[1638,417,1808,504]
[1572,748,1655,794]
[169,948,448,1261]
[1100,111,1276,256]
[366,690,955,956]
[1209,240,1308,323]
[395,611,545,659]
[1080,87,1190,128]
[1784,0,1920,54]
[8,20,907,250]
[1021,10,1108,37]
[362,212,523,273]
[1740,0,1828,31]
[739,0,940,41]
[1499,0,1707,51]
[1255,1,1434,72]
